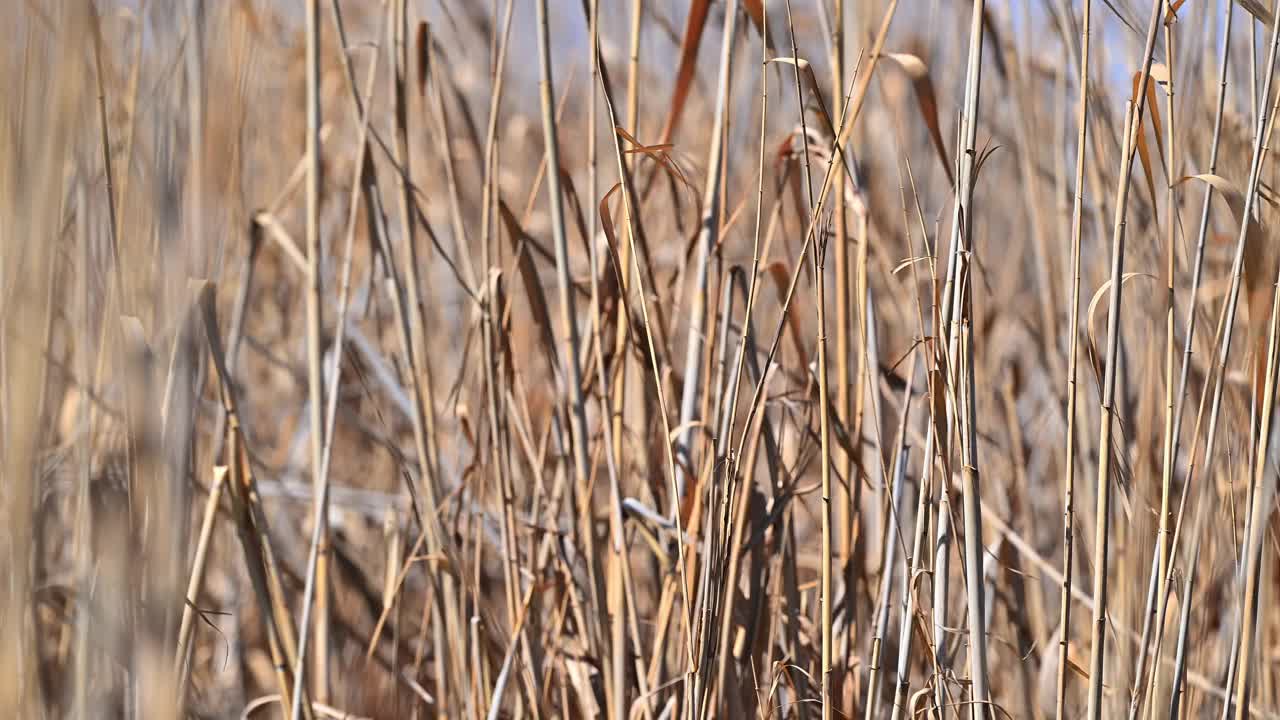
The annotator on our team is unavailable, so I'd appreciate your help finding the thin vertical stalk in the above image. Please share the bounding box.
[1144,10,1179,714]
[830,0,855,677]
[946,0,993,714]
[775,0,830,714]
[865,443,911,720]
[174,466,227,700]
[291,20,383,718]
[1170,0,1234,499]
[301,0,329,703]
[1085,2,1166,716]
[533,0,590,545]
[384,3,463,710]
[1054,0,1091,716]
[1167,507,1206,720]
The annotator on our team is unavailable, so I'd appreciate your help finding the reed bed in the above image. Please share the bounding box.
[7,0,1280,718]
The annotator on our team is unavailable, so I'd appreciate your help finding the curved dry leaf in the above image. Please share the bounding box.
[768,57,837,139]
[1177,174,1245,217]
[1086,273,1158,354]
[769,56,812,72]
[1178,173,1275,339]
[972,143,1003,188]
[883,52,928,79]
[892,255,932,275]
[667,420,706,444]
[598,182,625,261]
[883,53,953,186]
[1129,71,1167,221]
[499,201,560,370]
[615,126,694,194]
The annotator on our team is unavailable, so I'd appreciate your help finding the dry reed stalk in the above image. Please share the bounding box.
[300,0,330,702]
[1052,0,1091,716]
[199,284,315,720]
[943,0,995,714]
[290,12,385,717]
[174,464,227,701]
[1085,2,1165,716]
[1142,13,1182,716]
[374,2,466,711]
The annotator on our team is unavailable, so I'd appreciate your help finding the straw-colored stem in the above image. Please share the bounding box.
[1085,3,1165,715]
[1054,0,1091,716]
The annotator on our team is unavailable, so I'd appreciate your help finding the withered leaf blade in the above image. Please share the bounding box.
[884,53,952,186]
[660,0,712,144]
[416,22,430,97]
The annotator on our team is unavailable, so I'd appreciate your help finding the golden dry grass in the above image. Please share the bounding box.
[5,1,1280,719]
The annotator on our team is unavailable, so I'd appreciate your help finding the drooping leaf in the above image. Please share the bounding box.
[768,57,838,140]
[1129,70,1166,225]
[884,53,953,186]
[1178,174,1276,353]
[660,0,712,144]
[615,126,694,193]
[498,200,560,372]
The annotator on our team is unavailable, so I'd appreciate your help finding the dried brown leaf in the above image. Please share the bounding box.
[660,0,712,144]
[416,22,430,97]
[884,53,953,186]
[1178,174,1276,352]
[498,201,560,370]
[768,57,837,140]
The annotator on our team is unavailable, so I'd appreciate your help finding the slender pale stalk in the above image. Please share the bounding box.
[299,0,331,703]
[1085,3,1165,716]
[888,453,930,720]
[380,5,463,709]
[1144,12,1179,715]
[290,21,383,719]
[1182,8,1280,715]
[175,466,227,699]
[775,1,830,715]
[830,0,855,678]
[945,0,993,714]
[1054,0,1091,717]
[1170,0,1234,497]
[533,0,590,546]
[865,442,911,720]
[1168,508,1206,720]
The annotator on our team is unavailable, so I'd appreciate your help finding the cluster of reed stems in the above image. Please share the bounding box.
[9,1,1280,719]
